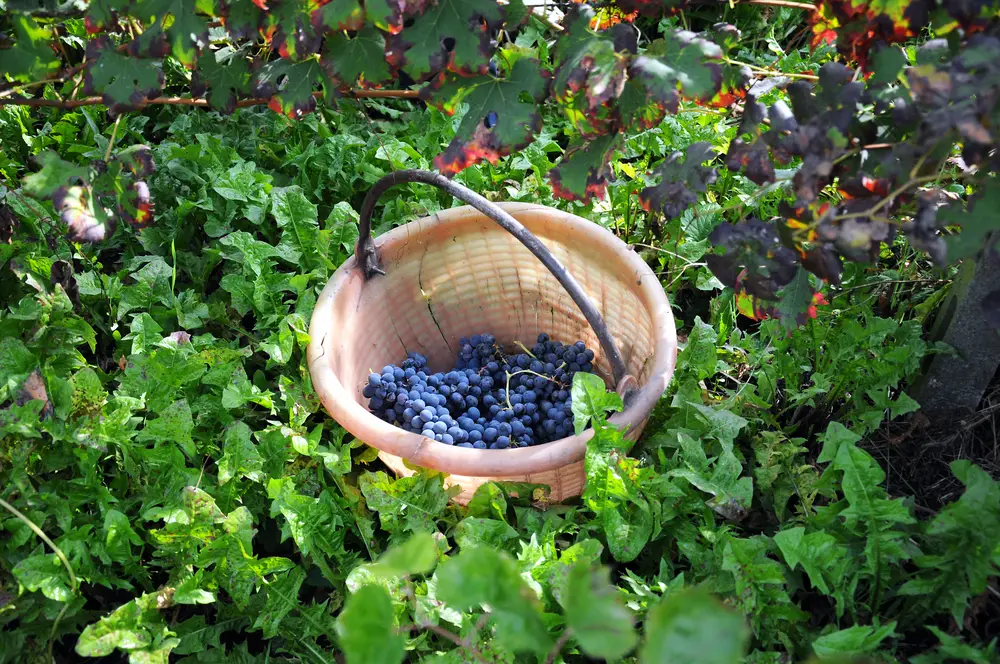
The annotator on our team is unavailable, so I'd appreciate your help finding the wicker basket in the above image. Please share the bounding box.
[307,170,677,503]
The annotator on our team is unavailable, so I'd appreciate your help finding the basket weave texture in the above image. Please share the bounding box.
[307,202,677,503]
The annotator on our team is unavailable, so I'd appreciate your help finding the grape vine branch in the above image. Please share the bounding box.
[1,0,999,328]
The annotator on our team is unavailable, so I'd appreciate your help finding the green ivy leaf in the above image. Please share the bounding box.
[571,372,623,435]
[640,588,749,664]
[563,563,637,660]
[336,585,405,664]
[1,16,60,82]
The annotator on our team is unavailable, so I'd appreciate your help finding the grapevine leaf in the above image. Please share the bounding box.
[1,16,60,82]
[311,0,365,32]
[940,184,1000,261]
[322,25,392,88]
[192,47,252,114]
[367,0,431,35]
[386,0,503,81]
[640,588,749,664]
[706,218,799,300]
[336,585,404,664]
[775,268,817,331]
[264,0,322,61]
[54,185,116,243]
[640,142,718,220]
[220,0,264,39]
[551,6,628,135]
[253,58,320,119]
[83,37,165,117]
[726,96,774,185]
[23,152,88,198]
[85,0,131,34]
[131,0,209,67]
[563,563,637,660]
[629,29,723,114]
[548,133,621,203]
[428,58,549,177]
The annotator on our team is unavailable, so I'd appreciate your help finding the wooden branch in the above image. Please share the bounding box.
[0,89,420,110]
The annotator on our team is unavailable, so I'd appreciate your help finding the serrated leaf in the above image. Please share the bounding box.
[454,517,519,551]
[84,38,165,116]
[264,0,322,61]
[367,0,430,34]
[311,0,364,32]
[941,184,1000,261]
[253,58,320,119]
[548,133,620,203]
[218,421,264,485]
[629,30,723,113]
[1,16,60,82]
[337,585,405,664]
[428,58,549,176]
[640,142,717,220]
[775,268,816,332]
[571,372,623,434]
[359,470,454,542]
[193,48,251,114]
[23,152,89,198]
[253,567,306,639]
[132,0,208,67]
[640,588,749,664]
[563,563,637,660]
[322,25,390,88]
[812,623,897,658]
[388,0,503,80]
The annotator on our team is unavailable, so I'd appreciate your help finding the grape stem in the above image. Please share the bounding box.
[503,367,566,411]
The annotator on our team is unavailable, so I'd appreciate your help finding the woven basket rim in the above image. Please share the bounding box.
[307,202,677,477]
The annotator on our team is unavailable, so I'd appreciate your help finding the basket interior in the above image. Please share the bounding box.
[323,205,657,408]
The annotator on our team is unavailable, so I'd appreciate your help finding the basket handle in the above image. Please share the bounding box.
[356,169,631,390]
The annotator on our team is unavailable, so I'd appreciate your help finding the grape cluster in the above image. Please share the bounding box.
[362,333,597,449]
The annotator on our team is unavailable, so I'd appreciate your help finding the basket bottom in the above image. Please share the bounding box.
[378,452,586,505]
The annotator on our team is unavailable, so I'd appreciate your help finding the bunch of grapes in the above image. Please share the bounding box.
[361,333,597,449]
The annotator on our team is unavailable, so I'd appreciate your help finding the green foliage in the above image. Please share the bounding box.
[0,47,997,664]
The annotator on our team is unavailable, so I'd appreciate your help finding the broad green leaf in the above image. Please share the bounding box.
[454,517,520,551]
[391,0,503,80]
[548,134,621,203]
[175,573,216,605]
[104,509,143,561]
[84,39,164,115]
[194,47,251,114]
[425,58,549,176]
[266,479,350,564]
[571,372,624,434]
[22,152,89,198]
[563,563,637,660]
[436,547,551,654]
[272,186,321,269]
[126,313,164,354]
[812,623,897,658]
[359,470,455,542]
[676,316,718,381]
[368,531,439,578]
[324,201,361,261]
[942,184,1000,261]
[12,553,73,602]
[322,25,391,87]
[640,142,718,222]
[254,59,321,120]
[1,16,60,82]
[640,588,749,664]
[336,585,404,664]
[137,399,196,459]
